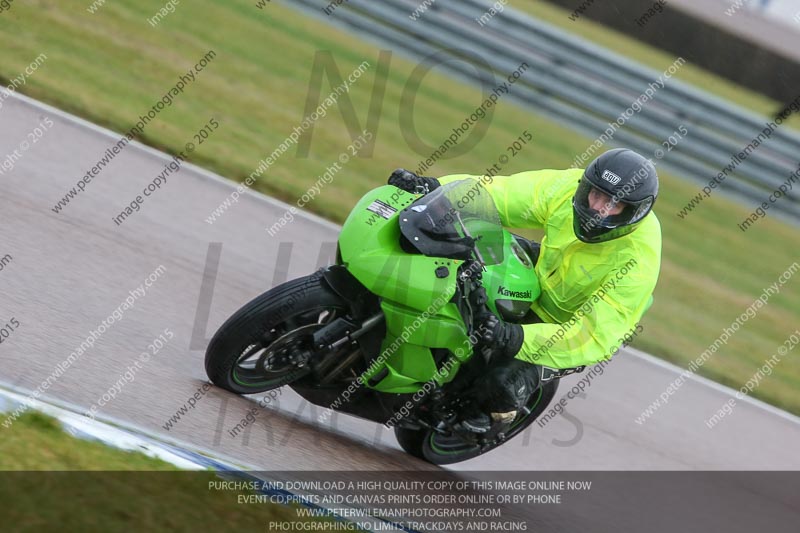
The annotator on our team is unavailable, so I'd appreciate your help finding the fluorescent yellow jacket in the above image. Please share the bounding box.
[439,169,661,369]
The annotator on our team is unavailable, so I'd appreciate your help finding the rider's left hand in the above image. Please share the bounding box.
[477,309,524,362]
[388,168,440,194]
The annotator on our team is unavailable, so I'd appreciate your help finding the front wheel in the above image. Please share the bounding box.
[394,380,559,465]
[205,273,349,394]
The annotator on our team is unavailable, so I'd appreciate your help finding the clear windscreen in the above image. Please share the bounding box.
[398,179,504,265]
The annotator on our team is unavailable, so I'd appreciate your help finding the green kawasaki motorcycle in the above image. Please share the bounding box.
[205,180,559,464]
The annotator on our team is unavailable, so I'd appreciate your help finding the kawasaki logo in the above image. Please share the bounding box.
[497,285,532,299]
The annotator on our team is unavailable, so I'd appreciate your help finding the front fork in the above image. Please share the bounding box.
[316,262,488,429]
[309,312,383,385]
[307,265,386,385]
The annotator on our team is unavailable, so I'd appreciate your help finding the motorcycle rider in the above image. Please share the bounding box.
[388,148,661,433]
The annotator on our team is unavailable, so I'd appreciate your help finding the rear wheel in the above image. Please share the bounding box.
[394,425,426,460]
[205,273,349,394]
[394,380,559,464]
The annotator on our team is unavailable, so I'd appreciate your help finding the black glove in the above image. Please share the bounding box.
[388,168,440,194]
[474,302,524,362]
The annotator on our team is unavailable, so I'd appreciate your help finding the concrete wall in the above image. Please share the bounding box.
[545,0,800,105]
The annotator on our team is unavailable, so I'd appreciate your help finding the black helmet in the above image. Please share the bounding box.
[572,149,658,243]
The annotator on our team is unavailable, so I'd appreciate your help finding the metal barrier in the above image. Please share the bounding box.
[293,0,800,221]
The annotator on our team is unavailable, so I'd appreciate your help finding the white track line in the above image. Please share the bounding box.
[0,379,257,470]
[624,346,800,425]
[7,87,799,428]
[1,87,341,234]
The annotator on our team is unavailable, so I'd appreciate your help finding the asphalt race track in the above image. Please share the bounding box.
[1,90,799,531]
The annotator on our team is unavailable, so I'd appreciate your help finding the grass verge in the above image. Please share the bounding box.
[0,411,345,531]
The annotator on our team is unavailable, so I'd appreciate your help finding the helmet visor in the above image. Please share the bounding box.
[573,179,653,241]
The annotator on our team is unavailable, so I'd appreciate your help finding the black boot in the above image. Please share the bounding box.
[455,410,492,434]
[456,359,541,434]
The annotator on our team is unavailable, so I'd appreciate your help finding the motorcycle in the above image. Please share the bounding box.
[205,179,559,464]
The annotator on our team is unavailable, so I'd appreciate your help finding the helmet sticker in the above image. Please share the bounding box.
[601,170,622,185]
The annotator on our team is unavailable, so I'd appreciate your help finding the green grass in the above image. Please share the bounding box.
[0,411,345,531]
[0,0,797,414]
[0,410,178,470]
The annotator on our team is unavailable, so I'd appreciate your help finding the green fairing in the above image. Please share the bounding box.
[338,185,541,394]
